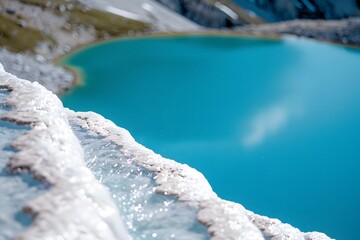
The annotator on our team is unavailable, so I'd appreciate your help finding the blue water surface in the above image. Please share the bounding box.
[61,35,360,239]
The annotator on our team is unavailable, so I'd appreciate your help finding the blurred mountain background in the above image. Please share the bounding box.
[155,0,360,28]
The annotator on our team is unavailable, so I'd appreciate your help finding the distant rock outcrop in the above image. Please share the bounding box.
[155,0,360,27]
[155,0,231,28]
[155,0,264,28]
[234,0,360,21]
[236,17,360,47]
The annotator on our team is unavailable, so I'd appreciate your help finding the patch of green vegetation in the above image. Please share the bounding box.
[0,14,53,53]
[68,8,149,38]
[20,0,150,38]
[19,0,71,9]
[19,0,52,8]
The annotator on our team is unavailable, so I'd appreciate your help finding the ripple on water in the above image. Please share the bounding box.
[71,123,210,240]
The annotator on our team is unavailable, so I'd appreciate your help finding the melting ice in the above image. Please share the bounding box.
[71,123,210,240]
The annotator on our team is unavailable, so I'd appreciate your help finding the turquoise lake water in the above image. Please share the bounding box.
[61,35,360,239]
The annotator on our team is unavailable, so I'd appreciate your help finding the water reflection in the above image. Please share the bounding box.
[242,105,289,147]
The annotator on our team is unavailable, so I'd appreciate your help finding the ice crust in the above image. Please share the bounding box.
[71,123,210,239]
[0,92,47,240]
[0,64,130,240]
[0,63,333,240]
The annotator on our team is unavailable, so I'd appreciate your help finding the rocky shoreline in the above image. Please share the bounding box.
[236,17,360,47]
[1,17,359,96]
[0,49,74,94]
[0,0,153,94]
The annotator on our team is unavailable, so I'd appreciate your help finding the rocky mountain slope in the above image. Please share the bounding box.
[235,0,360,21]
[155,0,360,27]
[155,0,264,28]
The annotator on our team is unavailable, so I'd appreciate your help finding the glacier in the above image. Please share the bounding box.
[0,63,332,240]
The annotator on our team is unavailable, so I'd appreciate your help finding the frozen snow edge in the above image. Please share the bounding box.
[0,64,332,240]
[68,111,263,240]
[0,64,130,240]
[67,112,333,240]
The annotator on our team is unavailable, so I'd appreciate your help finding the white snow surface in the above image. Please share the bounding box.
[0,64,130,240]
[0,63,333,240]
